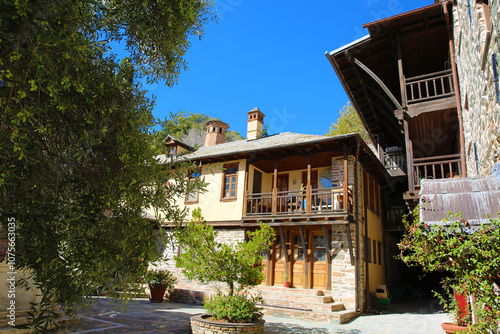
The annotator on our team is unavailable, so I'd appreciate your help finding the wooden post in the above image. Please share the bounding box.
[279,226,289,276]
[242,161,249,217]
[322,225,332,290]
[272,161,278,215]
[306,157,312,213]
[397,37,407,108]
[404,118,414,191]
[299,226,309,288]
[343,150,349,212]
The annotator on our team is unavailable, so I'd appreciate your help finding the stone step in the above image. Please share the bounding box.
[0,310,29,329]
[255,285,332,296]
[256,291,334,304]
[260,299,345,312]
[261,305,358,324]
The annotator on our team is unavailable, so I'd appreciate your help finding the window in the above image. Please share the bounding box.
[185,170,200,203]
[378,242,382,266]
[366,173,380,214]
[366,237,372,263]
[372,239,377,265]
[221,163,238,200]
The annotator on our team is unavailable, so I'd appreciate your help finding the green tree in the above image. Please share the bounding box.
[0,0,212,331]
[153,112,243,153]
[176,209,275,296]
[326,103,369,140]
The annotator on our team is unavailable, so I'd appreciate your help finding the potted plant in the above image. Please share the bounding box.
[175,208,275,333]
[283,274,291,288]
[144,268,177,303]
[399,208,500,333]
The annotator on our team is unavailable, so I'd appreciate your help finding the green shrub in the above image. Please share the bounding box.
[204,290,263,323]
[145,268,177,291]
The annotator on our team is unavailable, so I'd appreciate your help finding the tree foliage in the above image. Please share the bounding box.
[175,208,275,297]
[400,209,500,332]
[0,0,213,331]
[326,103,369,140]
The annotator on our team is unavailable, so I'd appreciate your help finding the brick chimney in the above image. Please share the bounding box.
[204,120,229,147]
[247,108,265,140]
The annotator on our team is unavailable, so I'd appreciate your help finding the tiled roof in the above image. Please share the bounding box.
[156,132,337,163]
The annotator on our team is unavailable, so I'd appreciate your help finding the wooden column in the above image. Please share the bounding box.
[322,225,332,291]
[306,157,312,213]
[242,160,249,217]
[404,119,414,191]
[299,226,309,288]
[396,37,407,108]
[272,161,278,215]
[279,226,289,276]
[343,150,349,212]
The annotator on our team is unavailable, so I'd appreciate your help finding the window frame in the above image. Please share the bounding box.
[220,162,239,201]
[185,170,201,204]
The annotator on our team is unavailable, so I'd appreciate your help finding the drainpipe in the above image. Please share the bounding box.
[443,0,467,177]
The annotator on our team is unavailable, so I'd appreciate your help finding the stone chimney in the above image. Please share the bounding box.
[204,120,229,147]
[247,108,265,140]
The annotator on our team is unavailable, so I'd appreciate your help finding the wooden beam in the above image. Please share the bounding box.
[299,225,309,288]
[345,222,355,265]
[279,226,289,275]
[242,160,249,217]
[352,57,403,110]
[406,96,457,118]
[403,119,414,191]
[306,157,312,214]
[272,161,278,215]
[396,36,407,108]
[343,149,349,213]
[322,225,332,291]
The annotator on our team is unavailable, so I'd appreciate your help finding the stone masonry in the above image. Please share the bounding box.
[453,0,500,175]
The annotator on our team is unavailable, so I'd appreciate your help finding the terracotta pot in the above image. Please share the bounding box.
[149,283,167,303]
[441,322,468,334]
[283,281,291,288]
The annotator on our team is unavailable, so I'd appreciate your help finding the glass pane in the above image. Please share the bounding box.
[320,235,325,247]
[231,190,235,197]
[320,250,326,261]
[299,249,304,261]
[314,249,319,261]
[225,184,229,190]
[231,184,235,190]
[231,176,236,183]
[314,235,319,247]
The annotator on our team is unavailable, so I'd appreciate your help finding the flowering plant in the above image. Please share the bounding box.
[399,207,500,333]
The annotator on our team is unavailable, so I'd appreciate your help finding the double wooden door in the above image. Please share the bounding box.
[262,227,329,290]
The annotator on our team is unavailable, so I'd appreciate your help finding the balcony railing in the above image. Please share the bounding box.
[246,187,352,216]
[405,70,454,104]
[412,153,462,189]
[384,147,407,172]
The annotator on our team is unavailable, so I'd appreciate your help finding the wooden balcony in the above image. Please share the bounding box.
[411,153,462,190]
[245,187,353,222]
[406,70,454,104]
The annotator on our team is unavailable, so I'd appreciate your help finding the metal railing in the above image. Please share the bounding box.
[412,153,462,189]
[405,70,454,104]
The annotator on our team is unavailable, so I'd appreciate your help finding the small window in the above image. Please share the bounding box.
[378,242,382,266]
[372,239,377,265]
[185,171,200,203]
[221,163,238,200]
[366,237,372,263]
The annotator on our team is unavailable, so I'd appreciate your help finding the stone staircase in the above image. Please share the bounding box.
[253,286,358,324]
[0,311,30,334]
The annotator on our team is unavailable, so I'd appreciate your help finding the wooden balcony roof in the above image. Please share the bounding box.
[326,3,451,150]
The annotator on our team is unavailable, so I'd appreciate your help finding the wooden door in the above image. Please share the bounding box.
[260,250,269,285]
[310,231,328,289]
[291,232,306,288]
[277,174,288,212]
[272,233,286,286]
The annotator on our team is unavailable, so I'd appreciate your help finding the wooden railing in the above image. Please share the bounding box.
[405,70,454,104]
[412,153,462,189]
[384,148,406,172]
[246,187,352,216]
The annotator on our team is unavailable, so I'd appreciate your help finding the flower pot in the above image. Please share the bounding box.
[441,322,468,334]
[149,283,167,303]
[283,281,291,288]
[190,314,264,334]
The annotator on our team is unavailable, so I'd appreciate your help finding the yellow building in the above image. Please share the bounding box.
[155,108,391,319]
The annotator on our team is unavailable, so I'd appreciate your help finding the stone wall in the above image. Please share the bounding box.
[155,228,245,302]
[453,0,500,175]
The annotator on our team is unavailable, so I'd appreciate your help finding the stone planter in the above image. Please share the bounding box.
[190,314,265,334]
[441,322,469,333]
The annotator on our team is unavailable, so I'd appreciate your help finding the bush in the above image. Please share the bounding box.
[145,268,177,290]
[204,290,263,323]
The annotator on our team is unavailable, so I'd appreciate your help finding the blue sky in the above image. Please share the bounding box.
[140,0,431,137]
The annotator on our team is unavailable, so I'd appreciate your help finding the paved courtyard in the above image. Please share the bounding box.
[59,297,450,334]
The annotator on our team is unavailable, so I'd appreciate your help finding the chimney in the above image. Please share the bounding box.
[247,108,265,140]
[204,120,229,147]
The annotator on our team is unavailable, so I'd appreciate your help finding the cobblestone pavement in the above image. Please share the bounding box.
[59,297,450,334]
